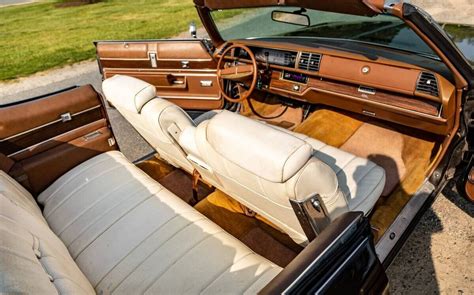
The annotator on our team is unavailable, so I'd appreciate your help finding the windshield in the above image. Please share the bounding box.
[211,7,438,58]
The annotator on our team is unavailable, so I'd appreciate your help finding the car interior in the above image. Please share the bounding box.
[0,2,469,294]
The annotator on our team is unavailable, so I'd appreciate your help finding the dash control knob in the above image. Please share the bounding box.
[293,84,300,92]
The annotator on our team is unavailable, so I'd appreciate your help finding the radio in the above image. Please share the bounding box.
[281,70,308,84]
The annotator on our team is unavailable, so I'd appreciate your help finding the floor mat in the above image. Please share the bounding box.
[341,122,406,196]
[370,132,437,240]
[294,108,365,147]
[293,107,439,241]
[195,190,302,267]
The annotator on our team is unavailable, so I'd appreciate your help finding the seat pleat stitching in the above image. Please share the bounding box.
[241,265,276,293]
[336,154,358,174]
[344,164,377,201]
[41,155,113,205]
[350,171,385,210]
[64,185,162,249]
[56,177,137,236]
[45,276,92,295]
[44,162,126,219]
[0,246,39,264]
[199,252,255,294]
[73,193,156,260]
[110,217,209,293]
[95,212,199,290]
[142,230,225,294]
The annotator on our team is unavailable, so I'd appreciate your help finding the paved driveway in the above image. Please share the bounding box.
[0,0,35,7]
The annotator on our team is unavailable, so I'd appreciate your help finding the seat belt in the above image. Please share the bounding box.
[0,153,15,173]
[191,169,201,205]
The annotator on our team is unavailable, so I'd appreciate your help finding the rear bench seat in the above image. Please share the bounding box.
[0,151,281,294]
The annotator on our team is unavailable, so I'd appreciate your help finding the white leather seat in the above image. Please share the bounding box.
[102,76,385,244]
[103,75,197,173]
[0,152,281,294]
[179,111,385,244]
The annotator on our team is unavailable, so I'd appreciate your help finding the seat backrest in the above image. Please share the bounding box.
[187,111,349,244]
[0,171,95,294]
[103,75,195,172]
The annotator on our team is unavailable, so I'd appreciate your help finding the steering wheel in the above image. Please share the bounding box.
[217,44,258,103]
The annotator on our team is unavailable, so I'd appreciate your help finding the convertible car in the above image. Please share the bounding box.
[1,0,473,294]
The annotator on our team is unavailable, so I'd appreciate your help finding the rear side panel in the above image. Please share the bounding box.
[0,86,117,194]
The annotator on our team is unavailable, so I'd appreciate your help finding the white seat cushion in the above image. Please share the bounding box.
[186,111,385,244]
[37,151,281,294]
[0,173,95,294]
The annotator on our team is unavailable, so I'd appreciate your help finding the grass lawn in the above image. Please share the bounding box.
[0,0,239,81]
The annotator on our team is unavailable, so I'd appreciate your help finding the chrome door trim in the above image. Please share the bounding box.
[375,180,435,263]
[0,105,101,142]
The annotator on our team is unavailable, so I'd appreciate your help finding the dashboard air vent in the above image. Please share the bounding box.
[298,52,322,72]
[416,72,439,97]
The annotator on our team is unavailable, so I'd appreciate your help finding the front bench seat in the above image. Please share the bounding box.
[102,75,385,244]
[180,111,386,244]
[0,151,281,294]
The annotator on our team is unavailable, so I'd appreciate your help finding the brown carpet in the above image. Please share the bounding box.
[137,155,213,205]
[159,169,214,205]
[341,122,406,196]
[294,108,365,147]
[370,132,438,240]
[136,154,175,180]
[195,190,302,267]
[293,107,439,241]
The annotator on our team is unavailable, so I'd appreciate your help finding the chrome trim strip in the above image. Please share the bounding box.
[7,119,105,157]
[160,95,221,101]
[375,180,434,263]
[270,85,442,119]
[0,105,101,142]
[100,57,213,62]
[104,68,217,73]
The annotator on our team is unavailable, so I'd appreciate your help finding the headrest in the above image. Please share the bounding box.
[206,111,313,183]
[102,75,156,113]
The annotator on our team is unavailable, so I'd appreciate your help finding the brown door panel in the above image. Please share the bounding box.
[96,40,223,110]
[19,127,114,194]
[0,86,117,195]
[0,85,101,140]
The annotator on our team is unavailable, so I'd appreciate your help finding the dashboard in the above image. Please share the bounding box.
[237,47,297,68]
[217,40,457,135]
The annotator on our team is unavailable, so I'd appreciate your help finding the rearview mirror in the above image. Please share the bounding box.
[271,10,310,27]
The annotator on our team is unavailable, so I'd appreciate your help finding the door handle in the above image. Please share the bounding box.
[181,60,190,69]
[149,52,157,68]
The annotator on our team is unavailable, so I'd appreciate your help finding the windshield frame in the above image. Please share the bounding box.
[209,6,441,60]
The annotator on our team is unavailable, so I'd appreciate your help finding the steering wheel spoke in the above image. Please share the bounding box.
[217,44,258,103]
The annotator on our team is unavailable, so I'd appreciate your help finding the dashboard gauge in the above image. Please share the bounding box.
[239,47,297,67]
